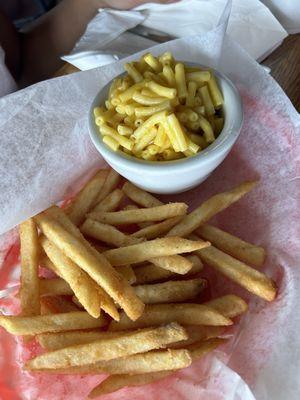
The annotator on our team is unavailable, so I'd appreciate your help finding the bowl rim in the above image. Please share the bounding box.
[88,62,243,174]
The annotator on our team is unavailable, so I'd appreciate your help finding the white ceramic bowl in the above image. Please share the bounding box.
[89,64,243,194]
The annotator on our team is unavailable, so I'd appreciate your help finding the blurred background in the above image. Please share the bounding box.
[1,0,57,28]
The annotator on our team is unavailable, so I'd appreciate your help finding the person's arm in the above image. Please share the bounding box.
[19,0,104,85]
[1,0,178,86]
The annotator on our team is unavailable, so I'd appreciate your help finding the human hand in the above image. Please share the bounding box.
[99,0,179,10]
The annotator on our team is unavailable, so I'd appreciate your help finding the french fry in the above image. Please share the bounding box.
[36,207,143,321]
[169,326,224,349]
[47,349,191,375]
[103,237,210,266]
[122,182,162,207]
[150,254,193,274]
[109,304,232,331]
[46,275,205,305]
[204,295,248,319]
[195,243,276,301]
[132,216,183,239]
[186,254,204,271]
[37,330,127,351]
[40,296,80,315]
[88,241,110,253]
[0,311,107,335]
[134,254,203,284]
[40,266,136,297]
[19,218,40,316]
[134,278,206,304]
[187,338,227,361]
[40,278,73,296]
[88,371,172,398]
[26,323,188,370]
[42,206,119,320]
[196,224,266,267]
[81,219,143,247]
[92,169,121,207]
[167,181,257,237]
[88,203,187,225]
[71,296,84,309]
[116,265,136,284]
[66,170,108,225]
[124,205,154,229]
[41,237,103,318]
[91,188,124,213]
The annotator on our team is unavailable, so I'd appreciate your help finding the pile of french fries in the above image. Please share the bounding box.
[94,51,224,161]
[0,168,277,398]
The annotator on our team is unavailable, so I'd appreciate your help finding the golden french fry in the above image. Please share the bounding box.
[186,254,204,270]
[71,296,84,309]
[150,254,193,274]
[88,371,172,398]
[37,330,126,351]
[132,216,183,240]
[109,304,232,331]
[131,215,155,230]
[167,181,257,237]
[36,207,143,321]
[122,182,162,207]
[40,296,80,315]
[41,237,102,318]
[88,203,187,225]
[48,349,191,375]
[51,272,204,305]
[19,218,40,316]
[42,206,119,320]
[26,323,187,370]
[187,337,227,361]
[204,295,248,319]
[196,224,266,267]
[66,170,108,225]
[0,311,107,335]
[91,188,124,213]
[92,169,121,207]
[195,243,276,301]
[87,241,110,253]
[116,265,136,284]
[134,254,203,284]
[39,266,136,297]
[103,237,209,266]
[40,278,73,296]
[81,219,143,247]
[169,326,224,349]
[134,278,206,304]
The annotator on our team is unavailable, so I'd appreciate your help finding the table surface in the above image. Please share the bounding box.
[55,33,300,112]
[263,33,300,112]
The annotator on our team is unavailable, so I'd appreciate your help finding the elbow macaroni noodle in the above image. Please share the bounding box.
[93,52,224,161]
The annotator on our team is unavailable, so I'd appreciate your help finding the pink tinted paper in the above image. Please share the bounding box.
[0,6,300,400]
[0,83,299,399]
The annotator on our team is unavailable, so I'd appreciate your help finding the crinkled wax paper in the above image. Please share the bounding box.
[0,1,299,399]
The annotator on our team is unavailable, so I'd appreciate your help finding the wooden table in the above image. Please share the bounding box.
[55,33,300,112]
[263,33,300,112]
